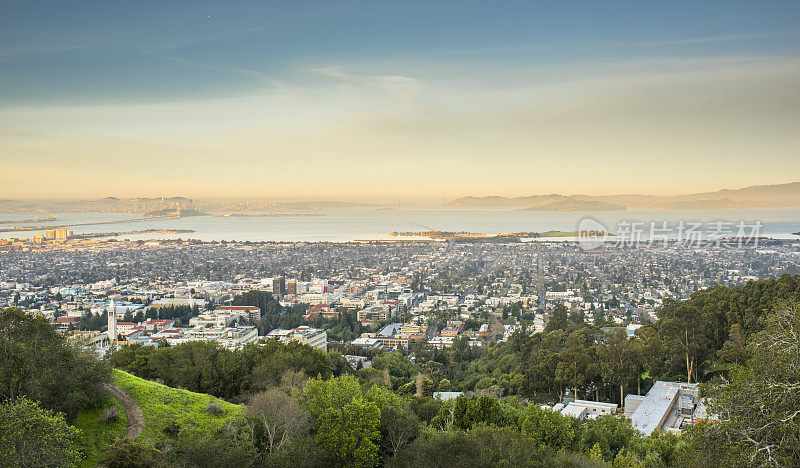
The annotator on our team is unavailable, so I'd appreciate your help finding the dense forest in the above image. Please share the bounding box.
[2,275,800,466]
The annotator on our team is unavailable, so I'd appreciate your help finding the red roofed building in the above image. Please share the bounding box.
[303,305,341,321]
[115,322,138,332]
[140,319,175,332]
[57,316,80,325]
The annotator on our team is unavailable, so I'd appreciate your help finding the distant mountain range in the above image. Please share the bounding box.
[521,198,626,211]
[449,182,800,210]
[2,183,798,213]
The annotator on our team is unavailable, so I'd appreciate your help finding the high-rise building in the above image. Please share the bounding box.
[272,276,286,295]
[286,279,297,295]
[45,228,72,240]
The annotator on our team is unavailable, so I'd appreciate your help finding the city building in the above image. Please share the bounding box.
[45,229,72,241]
[626,381,711,436]
[185,326,259,349]
[189,311,242,328]
[265,326,327,351]
[357,305,390,325]
[149,297,208,309]
[215,305,261,322]
[350,337,384,350]
[556,399,618,420]
[299,292,330,306]
[272,276,286,295]
[626,323,643,338]
[340,297,366,309]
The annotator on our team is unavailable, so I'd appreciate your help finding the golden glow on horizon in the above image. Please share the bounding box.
[1,56,799,199]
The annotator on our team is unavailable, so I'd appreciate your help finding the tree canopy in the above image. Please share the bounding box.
[0,307,110,420]
[0,397,82,468]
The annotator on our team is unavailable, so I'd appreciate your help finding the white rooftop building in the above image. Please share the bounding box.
[556,399,618,420]
[265,326,327,351]
[627,381,711,436]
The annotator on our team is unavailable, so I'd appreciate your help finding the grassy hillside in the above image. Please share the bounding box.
[113,369,242,444]
[74,397,127,468]
[75,369,242,466]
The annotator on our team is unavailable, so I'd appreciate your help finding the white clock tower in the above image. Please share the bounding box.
[107,299,117,346]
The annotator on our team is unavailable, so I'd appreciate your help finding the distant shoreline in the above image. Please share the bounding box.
[216,213,322,218]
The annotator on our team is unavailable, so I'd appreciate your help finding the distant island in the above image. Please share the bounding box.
[144,208,206,218]
[74,229,195,239]
[450,181,800,210]
[520,198,626,211]
[217,213,322,218]
[0,216,58,224]
[389,229,610,242]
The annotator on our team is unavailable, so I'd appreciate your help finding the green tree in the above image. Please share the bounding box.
[387,430,478,467]
[177,422,258,468]
[579,415,638,462]
[589,442,606,464]
[612,447,641,468]
[372,352,419,390]
[0,397,82,468]
[659,302,706,383]
[545,305,569,332]
[388,426,549,468]
[690,306,800,467]
[555,328,595,398]
[299,375,382,467]
[597,328,636,404]
[716,323,748,365]
[316,397,381,468]
[520,405,576,449]
[0,307,110,420]
[452,395,509,431]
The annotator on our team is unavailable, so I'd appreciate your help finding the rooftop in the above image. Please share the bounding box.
[629,381,699,436]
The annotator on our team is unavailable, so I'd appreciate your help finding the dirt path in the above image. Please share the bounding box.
[103,383,145,439]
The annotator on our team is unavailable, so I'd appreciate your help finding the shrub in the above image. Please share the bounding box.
[162,421,181,438]
[100,406,120,424]
[98,438,162,468]
[206,402,225,417]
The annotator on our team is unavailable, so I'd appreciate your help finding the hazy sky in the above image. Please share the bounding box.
[1,1,799,200]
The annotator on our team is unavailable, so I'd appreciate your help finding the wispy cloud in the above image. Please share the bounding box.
[138,46,282,88]
[2,51,798,198]
[309,66,422,103]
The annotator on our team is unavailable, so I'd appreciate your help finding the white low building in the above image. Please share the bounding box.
[556,399,618,420]
[627,381,712,436]
[185,325,259,349]
[265,326,327,351]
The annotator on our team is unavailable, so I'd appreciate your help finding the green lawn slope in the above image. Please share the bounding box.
[75,397,127,468]
[76,369,242,466]
[112,369,242,444]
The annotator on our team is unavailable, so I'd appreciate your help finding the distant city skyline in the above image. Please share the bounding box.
[2,1,799,198]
